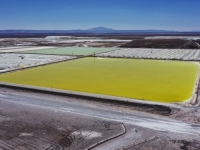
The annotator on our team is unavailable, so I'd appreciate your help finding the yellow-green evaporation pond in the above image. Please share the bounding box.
[0,58,199,103]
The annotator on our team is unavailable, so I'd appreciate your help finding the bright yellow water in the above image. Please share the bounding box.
[0,58,199,103]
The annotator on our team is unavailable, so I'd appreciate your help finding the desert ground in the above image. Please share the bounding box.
[0,34,200,150]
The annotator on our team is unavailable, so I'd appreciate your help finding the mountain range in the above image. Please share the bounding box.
[0,27,199,34]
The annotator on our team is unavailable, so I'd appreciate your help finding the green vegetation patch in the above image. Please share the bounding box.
[0,58,198,103]
[19,47,116,56]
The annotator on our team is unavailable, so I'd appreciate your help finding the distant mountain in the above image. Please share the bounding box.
[87,27,114,32]
[88,26,114,30]
[0,27,199,34]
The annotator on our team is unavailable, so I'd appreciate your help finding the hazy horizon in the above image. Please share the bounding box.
[1,0,200,31]
[1,27,199,32]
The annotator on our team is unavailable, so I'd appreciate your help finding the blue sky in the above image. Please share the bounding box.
[0,0,200,31]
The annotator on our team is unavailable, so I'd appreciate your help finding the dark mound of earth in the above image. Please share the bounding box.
[121,39,200,49]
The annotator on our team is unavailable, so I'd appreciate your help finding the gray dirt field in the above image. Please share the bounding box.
[0,99,124,150]
[0,88,200,150]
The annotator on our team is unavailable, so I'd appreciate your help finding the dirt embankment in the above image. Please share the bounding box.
[121,39,200,49]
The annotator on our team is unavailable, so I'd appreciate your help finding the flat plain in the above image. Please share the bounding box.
[0,57,198,103]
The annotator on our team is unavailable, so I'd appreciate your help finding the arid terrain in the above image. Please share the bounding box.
[0,34,200,150]
[0,86,200,150]
[121,38,200,49]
